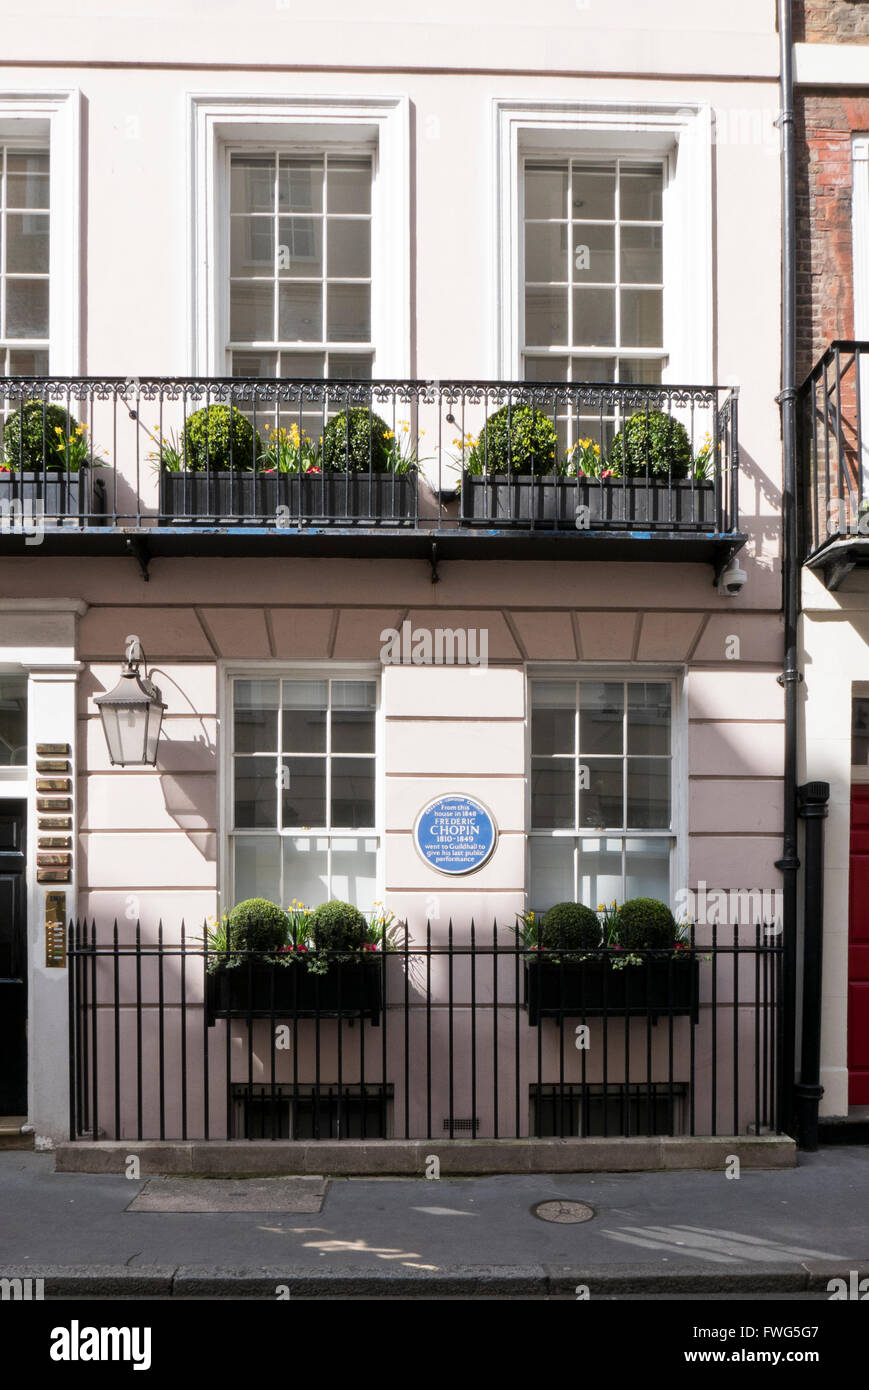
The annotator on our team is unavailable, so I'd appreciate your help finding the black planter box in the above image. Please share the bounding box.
[206,960,382,1025]
[524,956,700,1026]
[459,475,715,530]
[0,468,103,526]
[160,470,416,526]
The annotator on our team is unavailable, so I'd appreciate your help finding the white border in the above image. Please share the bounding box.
[0,90,82,374]
[188,94,411,377]
[492,99,713,384]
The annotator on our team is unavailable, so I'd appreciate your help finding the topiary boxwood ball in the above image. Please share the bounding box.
[609,410,692,481]
[3,400,84,472]
[540,901,601,952]
[309,899,368,951]
[321,408,393,474]
[472,404,558,475]
[227,898,289,953]
[181,404,260,472]
[617,898,677,951]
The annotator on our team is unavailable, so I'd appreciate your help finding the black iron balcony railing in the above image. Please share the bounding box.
[799,341,869,588]
[0,376,743,569]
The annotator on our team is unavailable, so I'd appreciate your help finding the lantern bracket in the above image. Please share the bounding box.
[125,535,151,582]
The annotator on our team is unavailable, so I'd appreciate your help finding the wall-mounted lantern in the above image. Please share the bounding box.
[95,635,166,767]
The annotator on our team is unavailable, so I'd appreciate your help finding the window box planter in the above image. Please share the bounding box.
[524,955,700,1025]
[0,467,104,526]
[459,474,715,529]
[206,959,382,1025]
[159,469,417,526]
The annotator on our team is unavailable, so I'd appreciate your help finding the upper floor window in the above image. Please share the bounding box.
[228,150,374,381]
[0,145,50,376]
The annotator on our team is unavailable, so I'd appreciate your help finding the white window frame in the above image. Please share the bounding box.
[524,665,688,913]
[0,90,81,375]
[189,95,410,378]
[219,661,385,916]
[493,99,713,385]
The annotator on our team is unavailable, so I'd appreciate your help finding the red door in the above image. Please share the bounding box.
[849,788,869,1104]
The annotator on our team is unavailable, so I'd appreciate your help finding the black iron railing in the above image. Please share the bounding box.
[799,341,869,560]
[68,920,781,1143]
[0,377,740,538]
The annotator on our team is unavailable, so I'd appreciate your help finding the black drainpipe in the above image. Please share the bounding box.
[775,0,802,1138]
[794,782,830,1149]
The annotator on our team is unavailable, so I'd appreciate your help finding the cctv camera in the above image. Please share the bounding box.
[716,559,747,596]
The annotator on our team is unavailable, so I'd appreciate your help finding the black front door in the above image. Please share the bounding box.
[0,802,27,1114]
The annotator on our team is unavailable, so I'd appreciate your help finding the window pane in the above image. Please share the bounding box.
[627,758,670,828]
[525,162,567,219]
[8,349,48,374]
[234,835,281,904]
[6,214,49,274]
[281,757,326,826]
[571,163,616,220]
[0,671,26,766]
[327,218,370,278]
[277,217,322,276]
[327,159,371,215]
[624,837,670,902]
[232,350,278,378]
[579,682,623,754]
[231,156,274,214]
[234,757,278,828]
[531,757,574,828]
[853,697,869,766]
[627,683,671,755]
[577,837,623,910]
[572,225,614,284]
[620,164,663,221]
[530,836,574,910]
[618,358,662,385]
[582,759,623,828]
[327,283,370,342]
[234,679,279,753]
[6,280,49,338]
[279,283,322,341]
[282,680,327,752]
[620,225,662,284]
[525,223,567,282]
[330,836,378,905]
[277,351,324,378]
[331,758,375,827]
[231,282,273,341]
[329,352,373,379]
[282,835,329,907]
[525,287,567,346]
[621,289,663,348]
[572,356,615,382]
[531,682,575,755]
[573,287,615,347]
[7,151,49,209]
[230,217,274,275]
[525,355,568,381]
[279,157,323,214]
[332,681,376,753]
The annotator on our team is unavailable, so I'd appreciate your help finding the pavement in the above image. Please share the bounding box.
[2,1146,869,1298]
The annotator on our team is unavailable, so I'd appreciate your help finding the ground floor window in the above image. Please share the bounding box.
[529,677,674,910]
[229,674,379,909]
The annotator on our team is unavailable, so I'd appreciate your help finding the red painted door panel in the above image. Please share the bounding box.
[849,788,869,1104]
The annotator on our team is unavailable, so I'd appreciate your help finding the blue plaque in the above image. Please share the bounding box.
[413,794,497,876]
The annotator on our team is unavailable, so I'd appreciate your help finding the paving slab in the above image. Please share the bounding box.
[126,1176,329,1213]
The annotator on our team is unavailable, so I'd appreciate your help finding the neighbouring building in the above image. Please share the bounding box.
[0,1,791,1152]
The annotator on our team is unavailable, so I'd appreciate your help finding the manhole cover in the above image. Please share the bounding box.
[532,1199,595,1224]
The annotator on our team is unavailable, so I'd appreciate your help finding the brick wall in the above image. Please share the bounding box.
[794,1,869,44]
[796,93,869,380]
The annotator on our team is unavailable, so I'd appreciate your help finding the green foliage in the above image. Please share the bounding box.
[540,901,602,952]
[309,899,369,951]
[3,401,94,473]
[610,410,692,480]
[465,404,559,476]
[321,408,395,474]
[616,897,677,950]
[226,898,289,953]
[181,404,260,472]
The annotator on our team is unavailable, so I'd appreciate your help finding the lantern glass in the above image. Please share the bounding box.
[96,670,165,766]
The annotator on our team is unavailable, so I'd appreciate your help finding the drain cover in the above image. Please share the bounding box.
[532,1199,595,1224]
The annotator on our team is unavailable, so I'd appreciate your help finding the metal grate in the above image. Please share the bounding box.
[443,1117,480,1132]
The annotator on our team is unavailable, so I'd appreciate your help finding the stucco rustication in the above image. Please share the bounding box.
[795,93,869,382]
[794,1,869,44]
